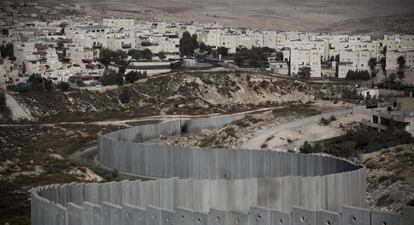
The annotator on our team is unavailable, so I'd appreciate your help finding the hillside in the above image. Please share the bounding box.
[33,0,414,33]
[5,72,348,123]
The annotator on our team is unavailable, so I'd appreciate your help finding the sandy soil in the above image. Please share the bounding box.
[35,0,414,32]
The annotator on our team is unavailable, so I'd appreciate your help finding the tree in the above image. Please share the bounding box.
[44,79,54,91]
[141,49,153,61]
[368,58,377,77]
[100,70,124,86]
[199,42,212,55]
[275,52,284,61]
[379,57,386,75]
[119,88,131,104]
[158,52,166,60]
[1,28,9,36]
[345,70,370,81]
[118,66,126,76]
[98,48,113,68]
[297,67,311,80]
[57,82,70,92]
[128,49,152,61]
[99,48,128,68]
[125,71,147,83]
[0,91,10,116]
[0,43,14,59]
[300,141,313,154]
[397,56,406,78]
[27,74,46,91]
[179,31,198,57]
[217,47,229,58]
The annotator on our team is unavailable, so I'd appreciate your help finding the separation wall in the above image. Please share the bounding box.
[32,110,405,225]
[31,182,413,225]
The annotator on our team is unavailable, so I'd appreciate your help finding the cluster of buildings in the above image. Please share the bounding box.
[1,5,414,87]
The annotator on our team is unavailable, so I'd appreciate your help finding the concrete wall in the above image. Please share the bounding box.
[31,112,413,225]
[31,184,414,225]
[97,113,365,213]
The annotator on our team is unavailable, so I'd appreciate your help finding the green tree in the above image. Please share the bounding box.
[0,43,14,59]
[125,71,147,83]
[128,49,152,61]
[368,58,377,77]
[199,42,212,55]
[397,56,406,70]
[0,91,10,116]
[99,48,128,68]
[27,74,45,91]
[57,82,70,92]
[98,48,113,68]
[158,52,166,60]
[119,88,131,104]
[297,67,311,80]
[217,47,229,58]
[100,70,124,86]
[379,57,386,75]
[275,52,284,61]
[179,31,198,57]
[300,141,313,154]
[141,49,152,61]
[345,70,370,81]
[397,56,406,78]
[1,28,9,36]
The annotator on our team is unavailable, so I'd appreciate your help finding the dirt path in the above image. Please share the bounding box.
[241,109,352,150]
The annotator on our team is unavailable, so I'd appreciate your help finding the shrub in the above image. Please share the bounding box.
[125,71,147,83]
[300,141,313,154]
[57,82,70,92]
[100,70,124,86]
[0,92,10,116]
[345,70,370,81]
[118,88,131,104]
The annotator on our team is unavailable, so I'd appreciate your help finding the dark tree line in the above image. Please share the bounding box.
[179,31,198,57]
[345,70,370,81]
[0,43,14,60]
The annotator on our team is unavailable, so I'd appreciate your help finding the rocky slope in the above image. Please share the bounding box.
[10,71,348,123]
[365,144,414,212]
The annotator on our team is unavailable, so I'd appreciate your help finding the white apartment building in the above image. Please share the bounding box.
[103,18,135,30]
[383,34,414,52]
[286,39,328,61]
[199,28,224,48]
[66,25,110,37]
[263,31,277,49]
[386,50,414,71]
[338,50,372,78]
[290,48,321,78]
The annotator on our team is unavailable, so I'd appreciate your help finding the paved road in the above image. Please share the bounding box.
[241,109,352,150]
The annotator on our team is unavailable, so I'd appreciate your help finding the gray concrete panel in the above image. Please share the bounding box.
[342,206,370,225]
[316,210,342,225]
[403,205,414,225]
[292,207,316,225]
[123,203,147,225]
[229,211,248,225]
[175,207,193,225]
[249,206,270,225]
[208,208,229,225]
[270,209,292,225]
[371,209,401,225]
